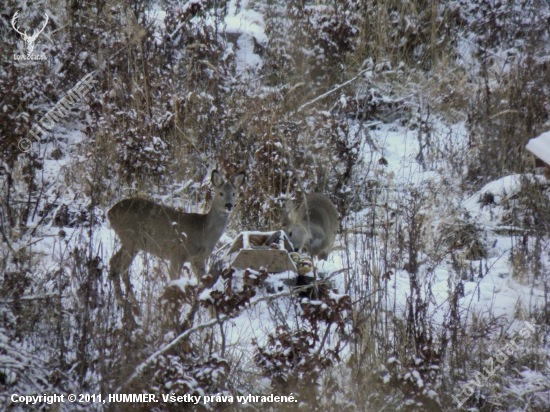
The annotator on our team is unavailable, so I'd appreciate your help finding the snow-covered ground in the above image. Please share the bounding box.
[31,113,541,386]
[4,0,550,410]
[25,66,548,380]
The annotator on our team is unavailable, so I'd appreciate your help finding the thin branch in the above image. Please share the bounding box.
[175,125,201,154]
[115,288,292,393]
[297,69,370,113]
[0,293,57,304]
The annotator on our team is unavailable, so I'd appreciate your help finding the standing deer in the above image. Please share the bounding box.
[282,193,339,260]
[107,170,245,304]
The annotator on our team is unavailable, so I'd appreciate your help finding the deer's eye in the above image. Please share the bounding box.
[220,192,224,196]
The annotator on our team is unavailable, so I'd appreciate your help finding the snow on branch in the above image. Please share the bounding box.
[297,68,370,113]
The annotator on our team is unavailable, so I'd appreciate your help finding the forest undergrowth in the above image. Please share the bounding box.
[1,1,550,411]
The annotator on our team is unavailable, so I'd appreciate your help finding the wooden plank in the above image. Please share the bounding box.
[231,249,298,273]
[228,231,294,254]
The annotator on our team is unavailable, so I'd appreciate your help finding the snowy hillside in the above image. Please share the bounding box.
[1,0,550,411]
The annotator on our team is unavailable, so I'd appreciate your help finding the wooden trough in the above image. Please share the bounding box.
[228,231,298,273]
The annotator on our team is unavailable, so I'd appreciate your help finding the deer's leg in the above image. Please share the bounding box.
[109,244,138,304]
[109,247,126,304]
[121,255,139,305]
[169,254,187,281]
[190,259,206,280]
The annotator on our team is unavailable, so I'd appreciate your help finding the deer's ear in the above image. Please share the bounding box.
[211,170,224,188]
[232,173,246,188]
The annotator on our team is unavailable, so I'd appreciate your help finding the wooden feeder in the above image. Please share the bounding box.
[228,231,298,273]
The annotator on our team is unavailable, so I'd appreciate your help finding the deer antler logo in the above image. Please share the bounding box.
[11,11,49,56]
